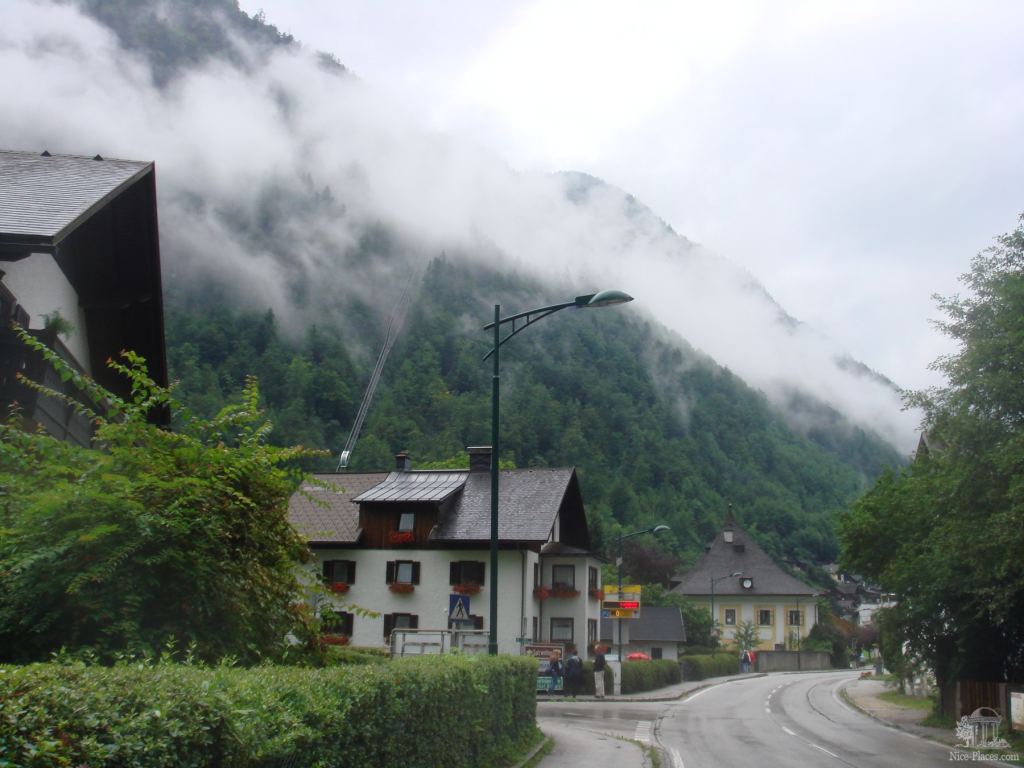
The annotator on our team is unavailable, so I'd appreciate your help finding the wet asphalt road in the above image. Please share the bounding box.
[538,670,1007,768]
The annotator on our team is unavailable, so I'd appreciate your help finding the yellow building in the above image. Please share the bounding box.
[669,512,817,650]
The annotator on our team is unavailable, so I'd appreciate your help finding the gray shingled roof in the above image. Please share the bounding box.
[670,518,816,598]
[0,149,151,249]
[353,470,469,503]
[600,605,687,643]
[432,468,575,543]
[288,473,386,544]
[288,467,577,546]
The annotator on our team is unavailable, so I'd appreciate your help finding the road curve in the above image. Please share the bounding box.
[658,671,1003,768]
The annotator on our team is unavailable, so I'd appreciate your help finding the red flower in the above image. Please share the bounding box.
[389,531,415,545]
[454,582,481,595]
[389,582,415,594]
[328,582,350,594]
[551,585,581,598]
[322,634,350,646]
[533,586,551,601]
[590,588,605,601]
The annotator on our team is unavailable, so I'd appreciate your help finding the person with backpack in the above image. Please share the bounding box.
[564,647,583,699]
[741,649,751,673]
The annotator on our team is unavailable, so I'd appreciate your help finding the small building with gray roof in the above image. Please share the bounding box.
[669,510,818,650]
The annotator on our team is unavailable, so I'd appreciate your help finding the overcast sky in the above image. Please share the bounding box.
[238,0,1024,392]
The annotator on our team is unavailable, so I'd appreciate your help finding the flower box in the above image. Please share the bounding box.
[328,582,350,594]
[389,531,415,545]
[551,587,581,598]
[322,634,350,646]
[589,588,605,601]
[453,582,481,595]
[389,582,415,594]
[533,586,551,601]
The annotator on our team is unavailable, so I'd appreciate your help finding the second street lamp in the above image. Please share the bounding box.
[483,290,634,655]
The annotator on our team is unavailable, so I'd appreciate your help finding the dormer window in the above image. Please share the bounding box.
[398,512,414,532]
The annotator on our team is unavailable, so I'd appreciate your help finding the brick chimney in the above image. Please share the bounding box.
[395,451,412,471]
[467,446,492,473]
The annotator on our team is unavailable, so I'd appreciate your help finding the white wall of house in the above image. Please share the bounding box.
[3,253,91,371]
[310,548,603,657]
[709,597,818,650]
[537,556,602,657]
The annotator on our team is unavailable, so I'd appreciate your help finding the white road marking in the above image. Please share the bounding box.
[634,721,653,743]
[669,746,685,768]
[812,744,840,758]
[782,726,797,736]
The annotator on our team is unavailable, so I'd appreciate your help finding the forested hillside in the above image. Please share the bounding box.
[71,0,905,578]
[167,256,902,573]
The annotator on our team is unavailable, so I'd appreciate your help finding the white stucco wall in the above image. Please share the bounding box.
[309,548,603,657]
[3,253,91,371]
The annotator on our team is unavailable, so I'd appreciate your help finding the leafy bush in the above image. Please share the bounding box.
[0,656,538,767]
[620,659,681,694]
[680,653,739,680]
[0,333,320,664]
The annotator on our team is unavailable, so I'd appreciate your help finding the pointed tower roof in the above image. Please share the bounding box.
[670,514,816,598]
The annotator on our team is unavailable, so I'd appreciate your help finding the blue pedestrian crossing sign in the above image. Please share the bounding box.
[449,594,471,622]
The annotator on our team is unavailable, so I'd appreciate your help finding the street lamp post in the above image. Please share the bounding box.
[614,524,670,663]
[709,571,743,649]
[483,290,633,655]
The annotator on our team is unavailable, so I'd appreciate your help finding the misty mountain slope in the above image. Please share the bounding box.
[32,0,919,451]
[164,255,902,569]
[6,0,907,567]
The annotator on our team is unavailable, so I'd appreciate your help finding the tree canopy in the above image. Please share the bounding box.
[839,214,1024,684]
[0,331,318,663]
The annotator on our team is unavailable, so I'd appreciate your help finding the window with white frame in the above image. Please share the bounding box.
[552,564,575,590]
[550,618,574,643]
[386,560,420,584]
[323,559,356,585]
[788,609,802,626]
[724,608,737,626]
[398,512,415,532]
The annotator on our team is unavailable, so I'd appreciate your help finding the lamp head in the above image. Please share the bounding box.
[731,571,743,577]
[652,525,670,535]
[575,289,634,308]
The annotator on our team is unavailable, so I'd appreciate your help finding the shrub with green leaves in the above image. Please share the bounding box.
[680,653,739,680]
[0,330,319,663]
[0,656,539,767]
[620,659,681,693]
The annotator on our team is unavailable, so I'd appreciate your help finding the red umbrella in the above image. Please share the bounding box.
[626,652,651,660]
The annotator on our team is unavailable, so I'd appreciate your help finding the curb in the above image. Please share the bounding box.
[833,683,1022,767]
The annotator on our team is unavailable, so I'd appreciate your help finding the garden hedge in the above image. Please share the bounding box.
[680,653,739,681]
[0,655,538,767]
[620,660,681,694]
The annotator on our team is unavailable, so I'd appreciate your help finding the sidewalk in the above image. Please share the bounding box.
[535,670,765,705]
[841,676,957,746]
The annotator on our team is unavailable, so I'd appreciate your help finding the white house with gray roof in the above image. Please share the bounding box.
[288,447,606,657]
[670,511,818,650]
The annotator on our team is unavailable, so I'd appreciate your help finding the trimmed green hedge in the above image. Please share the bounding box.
[680,653,739,680]
[620,660,681,694]
[0,656,538,767]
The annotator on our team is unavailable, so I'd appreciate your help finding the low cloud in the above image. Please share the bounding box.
[1,0,918,450]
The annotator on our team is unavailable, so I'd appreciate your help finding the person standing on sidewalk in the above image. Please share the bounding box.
[592,645,607,698]
[547,649,563,695]
[564,647,583,699]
